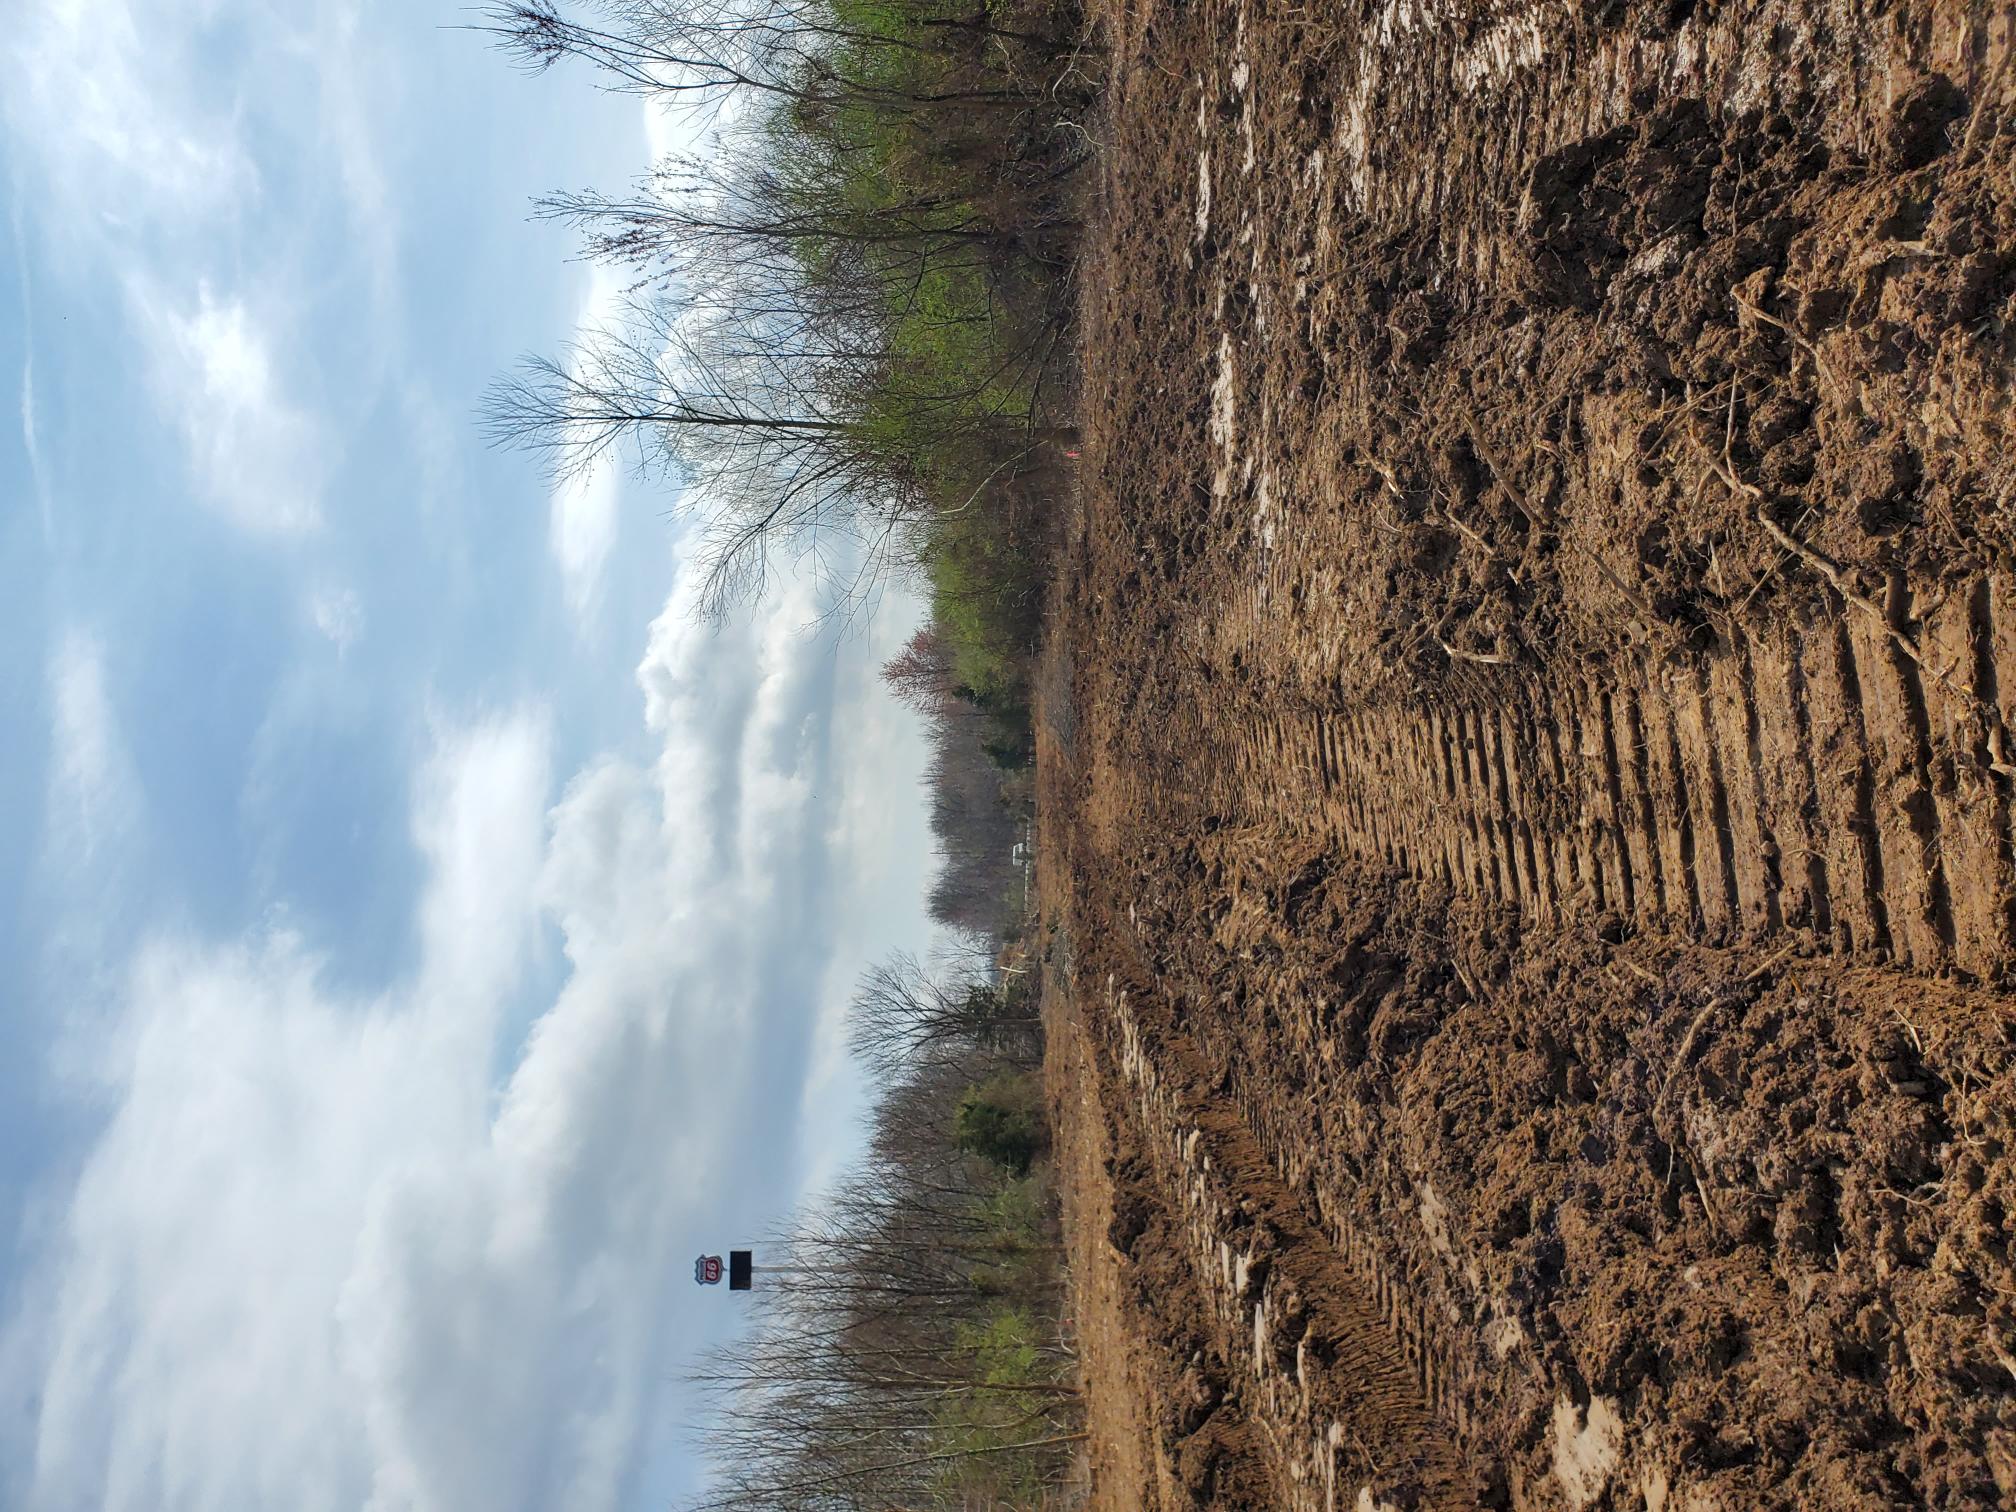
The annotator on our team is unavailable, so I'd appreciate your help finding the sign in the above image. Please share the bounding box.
[695,1250,755,1289]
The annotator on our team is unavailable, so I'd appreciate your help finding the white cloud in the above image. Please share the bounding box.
[35,630,148,1093]
[131,280,327,535]
[6,0,256,244]
[308,0,401,328]
[20,351,51,542]
[13,188,54,544]
[4,0,384,539]
[548,267,632,622]
[8,710,552,1512]
[45,630,138,869]
[309,586,364,655]
[551,463,622,623]
[644,96,714,167]
[5,561,940,1512]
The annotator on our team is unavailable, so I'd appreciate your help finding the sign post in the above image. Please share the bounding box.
[694,1250,755,1290]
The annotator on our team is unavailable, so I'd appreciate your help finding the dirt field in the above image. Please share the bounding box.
[1040,2,2016,1507]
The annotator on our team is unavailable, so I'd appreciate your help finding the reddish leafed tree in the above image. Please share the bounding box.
[880,624,956,717]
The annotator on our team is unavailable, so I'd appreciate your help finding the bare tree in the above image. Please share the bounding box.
[483,296,937,612]
[477,0,1091,627]
[847,952,1040,1079]
[478,0,1098,115]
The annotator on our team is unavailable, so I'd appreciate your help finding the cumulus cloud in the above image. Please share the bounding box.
[4,561,938,1512]
[8,710,553,1512]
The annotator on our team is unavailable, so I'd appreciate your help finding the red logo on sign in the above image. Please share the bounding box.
[694,1254,724,1285]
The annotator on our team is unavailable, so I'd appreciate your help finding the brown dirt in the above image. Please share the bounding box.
[1042,2,2016,1508]
[1046,897,1268,1512]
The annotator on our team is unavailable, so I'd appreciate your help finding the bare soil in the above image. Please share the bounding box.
[1042,2,2016,1507]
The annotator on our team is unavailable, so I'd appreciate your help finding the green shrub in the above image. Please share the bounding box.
[954,1072,1045,1174]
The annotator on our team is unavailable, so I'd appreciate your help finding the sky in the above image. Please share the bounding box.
[0,2,941,1508]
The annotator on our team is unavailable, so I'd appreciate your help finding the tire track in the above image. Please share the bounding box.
[1071,1,2016,1502]
[1209,584,2016,980]
[1087,950,1488,1512]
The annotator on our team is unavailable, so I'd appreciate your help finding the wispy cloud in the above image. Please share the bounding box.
[550,461,623,623]
[45,630,138,870]
[309,586,364,655]
[13,185,53,544]
[306,0,402,336]
[19,349,50,543]
[7,0,258,245]
[3,0,395,539]
[131,280,328,535]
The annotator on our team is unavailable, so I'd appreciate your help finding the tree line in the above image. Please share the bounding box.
[477,4,1095,1504]
[689,945,1074,1511]
[883,621,1034,937]
[480,0,1095,635]
[483,0,1084,946]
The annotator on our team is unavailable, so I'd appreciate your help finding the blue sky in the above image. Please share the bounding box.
[0,3,940,1507]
